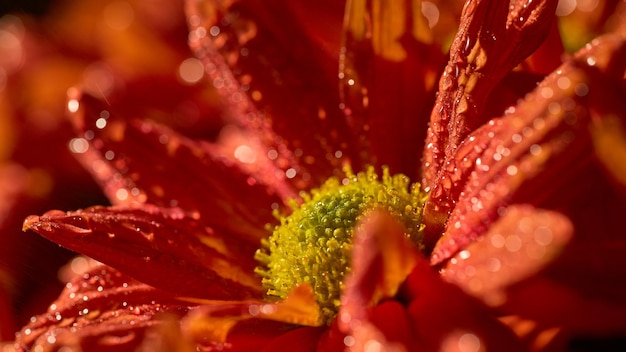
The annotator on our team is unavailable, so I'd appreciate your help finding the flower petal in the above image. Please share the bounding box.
[340,209,420,325]
[68,90,286,244]
[421,0,559,234]
[339,0,444,177]
[23,205,263,300]
[338,209,421,350]
[430,33,626,263]
[14,264,191,352]
[176,284,321,348]
[185,0,359,188]
[422,0,558,191]
[405,260,524,351]
[439,205,573,307]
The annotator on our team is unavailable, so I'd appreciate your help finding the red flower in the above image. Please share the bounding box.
[7,0,626,351]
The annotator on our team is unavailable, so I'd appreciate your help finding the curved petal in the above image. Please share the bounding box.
[421,0,558,193]
[340,0,444,177]
[173,285,321,349]
[439,205,573,307]
[185,0,360,188]
[23,205,264,300]
[338,210,421,350]
[340,209,420,327]
[14,264,191,352]
[68,90,289,244]
[259,326,324,352]
[430,33,626,263]
[404,261,525,352]
[503,277,626,337]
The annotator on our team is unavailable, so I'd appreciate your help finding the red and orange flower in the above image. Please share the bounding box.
[4,0,626,351]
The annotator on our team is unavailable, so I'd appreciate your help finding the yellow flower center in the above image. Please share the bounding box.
[254,166,426,324]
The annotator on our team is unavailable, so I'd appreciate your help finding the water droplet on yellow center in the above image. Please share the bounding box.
[255,166,427,324]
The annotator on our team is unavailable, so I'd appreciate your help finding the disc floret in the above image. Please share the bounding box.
[254,166,426,324]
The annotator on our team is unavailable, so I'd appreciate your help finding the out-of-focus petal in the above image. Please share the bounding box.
[23,205,263,300]
[440,205,573,307]
[339,210,420,350]
[260,326,324,352]
[176,285,321,349]
[185,0,359,189]
[430,33,626,263]
[340,0,444,177]
[405,261,524,352]
[503,277,626,336]
[68,90,290,244]
[14,264,191,352]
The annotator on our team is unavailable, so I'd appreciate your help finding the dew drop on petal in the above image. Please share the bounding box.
[178,57,204,84]
[458,333,481,352]
[248,305,260,316]
[540,87,553,99]
[486,258,501,272]
[69,138,89,154]
[557,76,571,90]
[506,165,518,176]
[534,225,553,246]
[234,144,256,164]
[363,340,382,352]
[574,83,589,97]
[116,188,129,201]
[285,168,296,179]
[530,144,542,156]
[67,99,79,113]
[505,235,522,252]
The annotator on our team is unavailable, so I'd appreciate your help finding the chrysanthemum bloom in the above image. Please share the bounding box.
[8,0,626,351]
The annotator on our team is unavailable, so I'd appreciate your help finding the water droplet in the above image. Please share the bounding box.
[505,235,522,252]
[458,333,481,352]
[575,83,589,97]
[69,138,89,154]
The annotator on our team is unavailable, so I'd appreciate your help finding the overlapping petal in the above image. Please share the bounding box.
[14,263,191,351]
[339,0,444,177]
[185,0,359,189]
[422,0,559,238]
[23,205,263,300]
[67,90,290,244]
[431,32,626,263]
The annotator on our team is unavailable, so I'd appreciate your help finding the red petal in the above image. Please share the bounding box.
[339,0,444,177]
[185,0,359,188]
[420,0,559,233]
[260,326,323,352]
[439,205,573,307]
[68,90,287,244]
[430,33,626,264]
[340,209,420,327]
[367,301,419,349]
[23,205,264,299]
[503,277,626,336]
[422,0,558,192]
[15,264,190,352]
[338,210,422,350]
[405,261,524,352]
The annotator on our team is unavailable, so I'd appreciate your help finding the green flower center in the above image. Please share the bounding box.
[254,166,426,324]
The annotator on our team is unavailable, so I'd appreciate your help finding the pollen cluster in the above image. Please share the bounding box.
[254,166,426,324]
